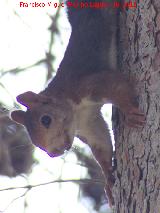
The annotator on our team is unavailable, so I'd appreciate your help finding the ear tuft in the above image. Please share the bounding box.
[16,91,52,108]
[10,110,26,125]
[16,91,38,108]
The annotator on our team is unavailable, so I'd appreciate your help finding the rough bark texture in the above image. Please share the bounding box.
[113,0,160,212]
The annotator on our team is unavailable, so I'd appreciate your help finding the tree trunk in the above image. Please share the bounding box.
[113,0,160,212]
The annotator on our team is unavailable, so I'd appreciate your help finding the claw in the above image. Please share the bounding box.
[104,171,115,207]
[105,184,114,207]
[125,106,145,128]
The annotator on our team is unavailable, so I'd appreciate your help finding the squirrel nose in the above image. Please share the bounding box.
[48,146,66,157]
[48,148,65,157]
[55,147,64,152]
[43,141,72,157]
[64,140,72,150]
[65,142,72,150]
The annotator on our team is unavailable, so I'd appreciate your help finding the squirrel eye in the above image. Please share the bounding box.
[40,115,52,128]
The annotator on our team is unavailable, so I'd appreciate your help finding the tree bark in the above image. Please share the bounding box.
[113,0,160,212]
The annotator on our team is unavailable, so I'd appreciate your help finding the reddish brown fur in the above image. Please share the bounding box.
[11,0,145,207]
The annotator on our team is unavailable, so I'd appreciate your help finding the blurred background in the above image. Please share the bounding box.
[0,1,112,212]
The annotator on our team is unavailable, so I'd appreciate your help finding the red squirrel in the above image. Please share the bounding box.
[11,0,145,206]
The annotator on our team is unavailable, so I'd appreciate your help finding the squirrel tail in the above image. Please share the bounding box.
[66,0,107,27]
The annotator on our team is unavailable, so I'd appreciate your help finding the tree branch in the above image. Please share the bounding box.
[0,178,104,192]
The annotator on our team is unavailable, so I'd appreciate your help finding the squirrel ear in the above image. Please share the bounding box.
[10,110,26,125]
[16,91,51,108]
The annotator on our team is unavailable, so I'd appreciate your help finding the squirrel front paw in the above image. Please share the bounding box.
[125,106,145,127]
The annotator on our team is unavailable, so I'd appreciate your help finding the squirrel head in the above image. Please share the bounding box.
[11,91,75,157]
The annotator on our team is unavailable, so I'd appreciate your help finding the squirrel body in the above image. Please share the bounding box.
[11,0,145,207]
